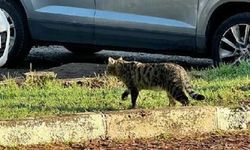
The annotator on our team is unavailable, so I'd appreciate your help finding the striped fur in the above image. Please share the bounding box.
[107,57,205,108]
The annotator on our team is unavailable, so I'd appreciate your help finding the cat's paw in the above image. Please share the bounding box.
[129,105,137,109]
[121,93,129,100]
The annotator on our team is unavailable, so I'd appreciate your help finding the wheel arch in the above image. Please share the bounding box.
[197,1,250,56]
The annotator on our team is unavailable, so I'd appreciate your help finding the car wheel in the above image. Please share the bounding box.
[0,0,31,67]
[65,45,101,54]
[212,13,250,67]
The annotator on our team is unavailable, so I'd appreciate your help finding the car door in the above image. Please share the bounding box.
[21,0,95,44]
[95,0,199,52]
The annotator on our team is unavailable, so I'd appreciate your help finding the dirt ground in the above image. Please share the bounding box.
[3,132,249,150]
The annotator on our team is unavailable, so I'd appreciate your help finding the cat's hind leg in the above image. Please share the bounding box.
[171,88,190,106]
[122,89,130,100]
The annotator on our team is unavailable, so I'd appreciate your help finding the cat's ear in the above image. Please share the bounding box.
[108,57,115,64]
[118,57,123,61]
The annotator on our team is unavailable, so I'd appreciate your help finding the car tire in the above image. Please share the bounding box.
[212,12,250,67]
[0,0,31,67]
[65,45,101,55]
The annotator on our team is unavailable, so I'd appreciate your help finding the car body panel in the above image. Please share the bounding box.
[18,0,250,57]
[20,0,95,44]
[95,0,198,51]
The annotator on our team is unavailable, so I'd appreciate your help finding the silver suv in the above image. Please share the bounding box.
[0,0,249,66]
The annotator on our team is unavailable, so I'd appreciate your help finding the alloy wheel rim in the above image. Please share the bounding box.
[1,9,15,51]
[219,24,250,64]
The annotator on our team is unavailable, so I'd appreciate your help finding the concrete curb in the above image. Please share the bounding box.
[0,113,106,146]
[0,106,249,146]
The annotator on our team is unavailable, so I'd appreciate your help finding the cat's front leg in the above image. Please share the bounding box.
[122,89,130,100]
[130,88,139,109]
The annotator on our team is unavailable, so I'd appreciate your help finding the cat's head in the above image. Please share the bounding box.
[106,57,124,76]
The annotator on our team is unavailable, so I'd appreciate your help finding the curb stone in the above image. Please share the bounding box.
[216,108,250,130]
[105,107,217,139]
[0,113,106,146]
[0,106,249,146]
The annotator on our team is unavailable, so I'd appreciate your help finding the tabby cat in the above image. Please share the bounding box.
[107,57,205,108]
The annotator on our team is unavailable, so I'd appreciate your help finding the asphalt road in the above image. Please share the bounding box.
[0,46,213,79]
[28,46,212,68]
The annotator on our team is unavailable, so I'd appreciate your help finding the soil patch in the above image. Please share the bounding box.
[4,132,250,150]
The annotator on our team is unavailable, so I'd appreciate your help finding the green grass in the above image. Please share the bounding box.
[0,62,249,119]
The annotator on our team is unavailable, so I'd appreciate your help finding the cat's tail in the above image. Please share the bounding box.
[184,81,205,101]
[187,90,205,100]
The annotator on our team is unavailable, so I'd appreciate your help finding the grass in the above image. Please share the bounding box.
[0,62,249,119]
